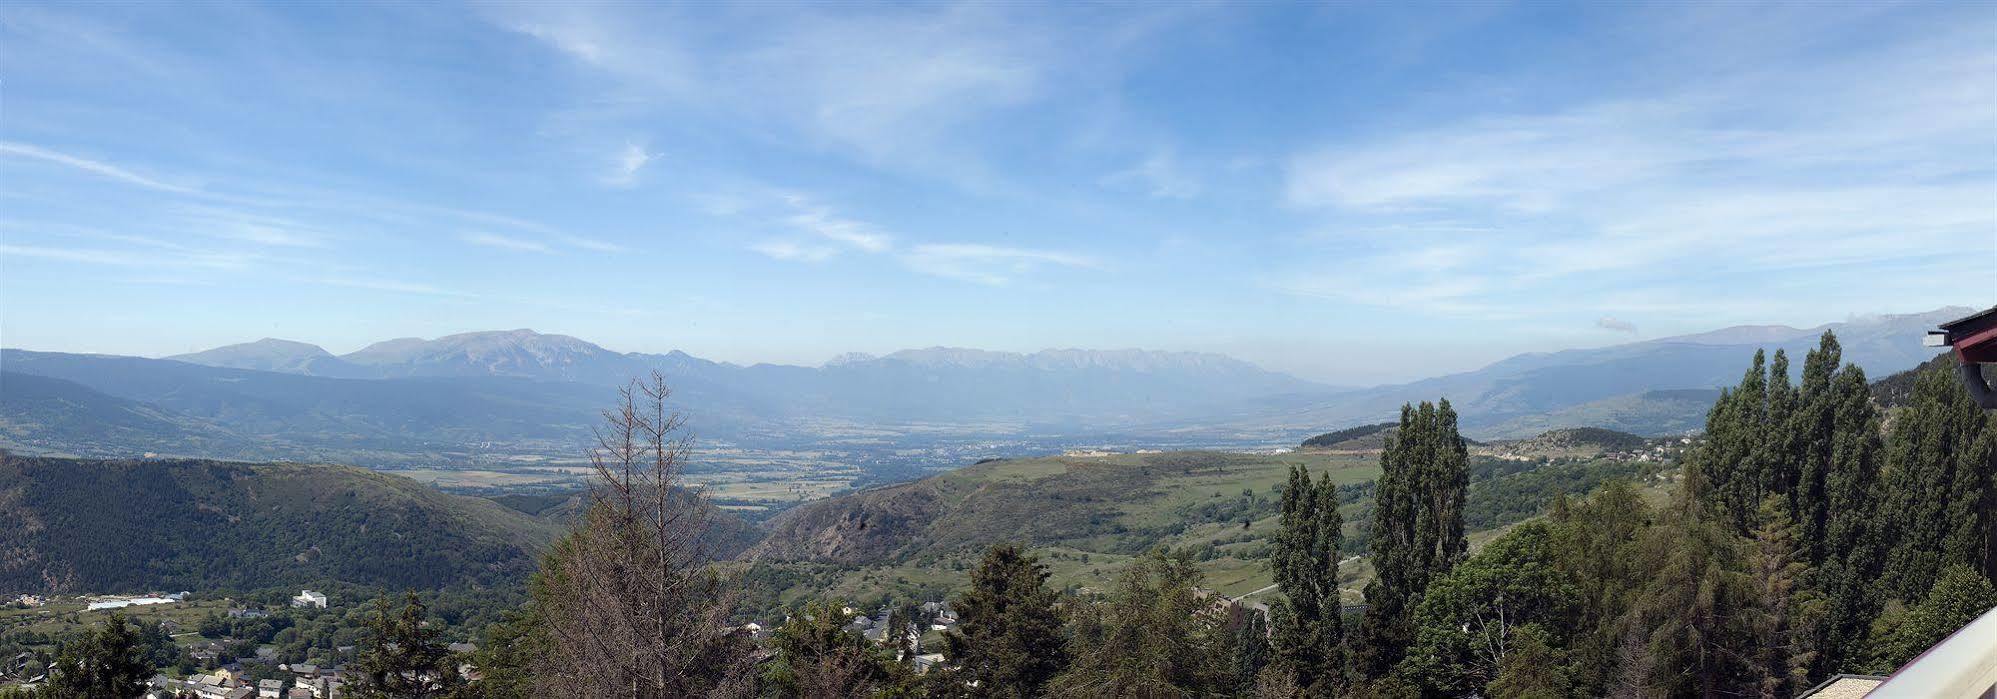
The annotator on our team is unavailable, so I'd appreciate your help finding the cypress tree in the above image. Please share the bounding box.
[1271,465,1344,695]
[1880,361,1996,600]
[1789,332,1843,567]
[1353,400,1468,680]
[1227,607,1272,694]
[1762,349,1798,502]
[1810,365,1886,676]
[1705,350,1769,533]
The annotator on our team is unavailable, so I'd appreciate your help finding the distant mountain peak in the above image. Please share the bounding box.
[167,338,342,374]
[824,352,877,367]
[176,337,332,357]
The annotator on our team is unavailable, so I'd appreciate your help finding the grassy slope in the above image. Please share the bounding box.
[747,450,1373,608]
[743,437,1675,614]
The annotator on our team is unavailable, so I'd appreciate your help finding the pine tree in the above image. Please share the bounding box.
[765,599,902,698]
[1628,466,1759,697]
[1050,549,1228,696]
[1270,465,1343,695]
[1748,496,1818,699]
[349,593,465,699]
[1485,625,1571,699]
[939,544,1069,697]
[1353,400,1468,680]
[42,613,153,699]
[1546,481,1650,696]
[527,374,746,696]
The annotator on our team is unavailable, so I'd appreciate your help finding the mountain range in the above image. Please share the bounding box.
[0,307,1965,464]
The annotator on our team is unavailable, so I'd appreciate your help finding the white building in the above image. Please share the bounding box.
[291,590,328,608]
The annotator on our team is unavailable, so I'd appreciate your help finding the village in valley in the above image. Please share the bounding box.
[2,587,991,698]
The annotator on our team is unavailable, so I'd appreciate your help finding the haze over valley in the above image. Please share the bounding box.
[0,307,1961,509]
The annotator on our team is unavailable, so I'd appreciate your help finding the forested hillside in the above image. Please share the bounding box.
[0,455,563,593]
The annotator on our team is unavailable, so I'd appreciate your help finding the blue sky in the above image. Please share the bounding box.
[1,1,1991,384]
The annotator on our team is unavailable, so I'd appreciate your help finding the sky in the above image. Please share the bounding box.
[1,1,1992,385]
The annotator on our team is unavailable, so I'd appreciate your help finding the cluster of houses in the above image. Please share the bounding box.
[735,600,962,674]
[146,661,348,699]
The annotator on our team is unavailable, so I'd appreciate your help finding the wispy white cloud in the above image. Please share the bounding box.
[461,232,552,253]
[1276,22,1995,320]
[781,197,892,253]
[559,234,627,253]
[0,243,257,270]
[481,3,1192,188]
[750,240,837,262]
[732,191,1096,285]
[311,276,475,298]
[900,243,1096,285]
[1102,151,1199,199]
[602,142,656,187]
[172,205,329,248]
[0,141,199,194]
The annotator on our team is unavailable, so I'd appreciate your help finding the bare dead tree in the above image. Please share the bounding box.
[531,372,746,697]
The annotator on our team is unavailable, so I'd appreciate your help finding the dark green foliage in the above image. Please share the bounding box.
[1301,422,1396,449]
[1269,465,1343,694]
[1748,496,1819,698]
[1808,362,1886,676]
[938,544,1069,697]
[1354,400,1468,679]
[1879,361,1996,599]
[1790,332,1845,567]
[1624,470,1760,697]
[1870,353,1981,410]
[1865,565,1997,673]
[1695,349,1770,533]
[1226,607,1272,694]
[0,455,558,593]
[40,614,153,699]
[454,607,543,699]
[348,592,466,699]
[1544,482,1650,695]
[1052,549,1228,696]
[765,599,906,698]
[1398,521,1578,696]
[1484,625,1569,699]
[1463,456,1647,531]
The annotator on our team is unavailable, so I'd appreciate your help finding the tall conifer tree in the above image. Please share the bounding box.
[940,544,1069,697]
[1271,465,1344,695]
[1353,400,1468,679]
[1880,361,1996,600]
[1809,364,1886,676]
